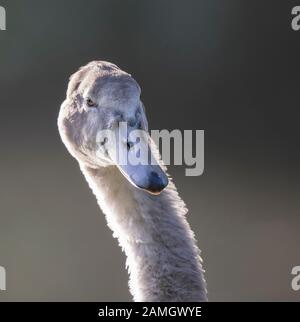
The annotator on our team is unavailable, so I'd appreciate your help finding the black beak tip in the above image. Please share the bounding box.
[145,171,169,195]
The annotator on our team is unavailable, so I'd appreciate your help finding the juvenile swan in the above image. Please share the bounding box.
[58,61,207,301]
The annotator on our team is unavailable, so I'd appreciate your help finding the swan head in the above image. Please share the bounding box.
[58,61,168,195]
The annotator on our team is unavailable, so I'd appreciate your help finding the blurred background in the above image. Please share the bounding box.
[0,0,299,301]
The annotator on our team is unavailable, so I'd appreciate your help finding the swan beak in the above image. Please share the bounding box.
[109,130,169,194]
[117,162,169,195]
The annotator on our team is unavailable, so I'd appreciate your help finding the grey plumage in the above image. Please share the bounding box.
[58,61,207,301]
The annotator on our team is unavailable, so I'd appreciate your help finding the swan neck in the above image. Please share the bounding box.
[80,164,207,302]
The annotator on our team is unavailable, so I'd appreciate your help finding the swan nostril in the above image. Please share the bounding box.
[127,141,134,150]
[137,121,142,129]
[127,118,137,127]
[100,137,108,146]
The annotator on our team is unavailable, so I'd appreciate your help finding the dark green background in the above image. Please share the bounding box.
[0,0,299,301]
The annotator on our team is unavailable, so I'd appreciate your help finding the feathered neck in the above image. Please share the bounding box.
[80,164,207,302]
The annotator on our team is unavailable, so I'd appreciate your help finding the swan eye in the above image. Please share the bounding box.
[86,98,97,107]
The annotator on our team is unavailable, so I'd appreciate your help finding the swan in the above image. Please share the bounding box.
[57,61,207,302]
